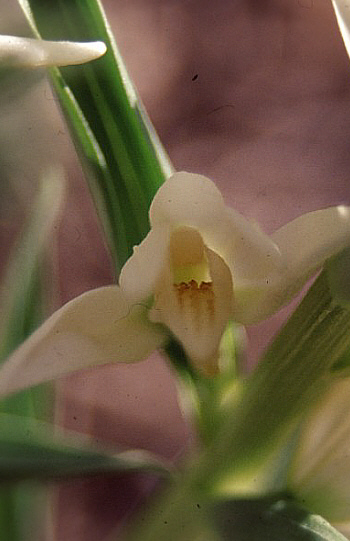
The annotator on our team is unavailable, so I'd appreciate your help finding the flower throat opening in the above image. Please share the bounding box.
[170,226,211,286]
[169,226,215,319]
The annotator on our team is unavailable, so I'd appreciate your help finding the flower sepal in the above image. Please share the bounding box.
[0,35,106,68]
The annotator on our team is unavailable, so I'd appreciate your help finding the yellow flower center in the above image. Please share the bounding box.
[150,225,233,376]
[170,226,211,285]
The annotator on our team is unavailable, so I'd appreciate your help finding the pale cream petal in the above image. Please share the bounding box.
[232,207,350,323]
[231,283,283,324]
[149,170,283,284]
[0,286,166,397]
[149,172,253,267]
[197,204,285,325]
[0,35,106,67]
[119,227,171,303]
[221,208,282,283]
[271,206,350,297]
[149,171,225,230]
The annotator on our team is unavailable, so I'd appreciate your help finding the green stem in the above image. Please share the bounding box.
[125,273,350,540]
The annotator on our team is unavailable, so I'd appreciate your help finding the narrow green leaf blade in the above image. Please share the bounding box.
[0,168,66,539]
[0,168,65,540]
[197,272,350,494]
[18,0,174,271]
[0,413,171,480]
[0,167,64,362]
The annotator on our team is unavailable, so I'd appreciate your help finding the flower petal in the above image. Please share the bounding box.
[149,170,283,289]
[119,227,171,303]
[233,206,350,324]
[223,208,282,281]
[0,35,106,68]
[0,286,166,397]
[149,171,226,230]
[271,206,350,298]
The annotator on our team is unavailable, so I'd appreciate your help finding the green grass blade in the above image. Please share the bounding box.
[0,168,65,540]
[18,0,174,272]
[0,167,64,363]
[0,413,171,480]
[205,272,350,491]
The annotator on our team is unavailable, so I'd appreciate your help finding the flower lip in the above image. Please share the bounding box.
[149,223,235,375]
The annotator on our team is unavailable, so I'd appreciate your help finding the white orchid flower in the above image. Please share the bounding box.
[0,35,106,68]
[0,171,350,395]
[287,377,350,539]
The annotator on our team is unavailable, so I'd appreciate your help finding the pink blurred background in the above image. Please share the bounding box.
[2,1,350,540]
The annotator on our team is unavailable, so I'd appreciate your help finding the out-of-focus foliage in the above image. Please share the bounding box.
[19,0,174,273]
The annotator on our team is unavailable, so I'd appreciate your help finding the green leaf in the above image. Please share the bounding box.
[0,167,64,421]
[124,273,350,541]
[0,167,64,363]
[0,168,65,540]
[0,413,171,480]
[325,249,350,371]
[166,323,245,447]
[18,0,174,272]
[326,248,350,308]
[200,272,350,494]
[210,497,348,541]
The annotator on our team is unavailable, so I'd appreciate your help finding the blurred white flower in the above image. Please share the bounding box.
[0,32,106,213]
[0,35,106,67]
[332,0,350,61]
[287,377,350,538]
[0,171,350,394]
